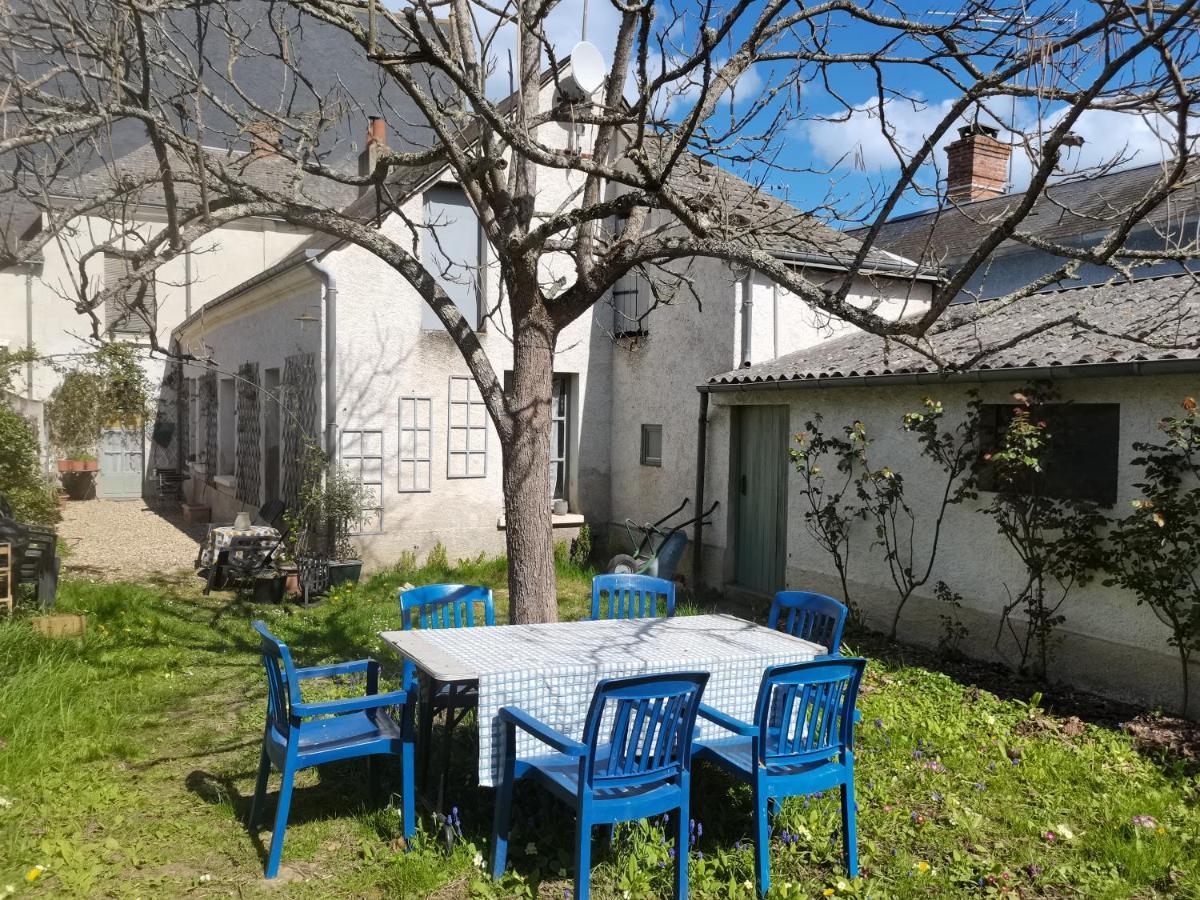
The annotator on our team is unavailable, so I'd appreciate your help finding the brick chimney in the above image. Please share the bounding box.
[945,123,1011,203]
[358,116,387,192]
[245,121,282,159]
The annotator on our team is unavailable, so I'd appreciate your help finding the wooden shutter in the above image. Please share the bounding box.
[104,253,156,335]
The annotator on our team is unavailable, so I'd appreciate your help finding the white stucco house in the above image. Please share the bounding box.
[169,68,933,570]
[0,144,353,496]
[702,133,1200,715]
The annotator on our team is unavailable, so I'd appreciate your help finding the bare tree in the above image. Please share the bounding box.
[2,0,1199,622]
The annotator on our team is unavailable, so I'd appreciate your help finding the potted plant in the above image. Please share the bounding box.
[47,346,151,489]
[292,444,365,591]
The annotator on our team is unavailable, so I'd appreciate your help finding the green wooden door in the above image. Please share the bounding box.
[733,405,789,594]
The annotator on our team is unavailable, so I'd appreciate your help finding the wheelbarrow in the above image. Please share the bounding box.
[606,497,719,579]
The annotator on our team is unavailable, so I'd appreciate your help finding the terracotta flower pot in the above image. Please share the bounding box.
[77,460,99,472]
[57,459,80,473]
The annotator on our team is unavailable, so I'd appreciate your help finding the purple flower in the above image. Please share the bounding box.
[974,782,985,791]
[668,847,676,859]
[912,749,923,759]
[1026,864,1044,878]
[931,792,943,803]
[1132,814,1158,829]
[873,718,884,728]
[696,850,703,859]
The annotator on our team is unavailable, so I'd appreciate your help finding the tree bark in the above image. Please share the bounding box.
[502,300,558,624]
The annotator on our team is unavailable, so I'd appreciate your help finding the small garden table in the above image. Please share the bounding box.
[198,524,281,568]
[379,613,822,786]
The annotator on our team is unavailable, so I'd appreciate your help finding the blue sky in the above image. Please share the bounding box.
[534,0,1197,223]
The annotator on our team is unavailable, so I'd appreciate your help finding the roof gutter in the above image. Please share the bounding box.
[769,247,943,282]
[698,356,1200,394]
[305,249,339,478]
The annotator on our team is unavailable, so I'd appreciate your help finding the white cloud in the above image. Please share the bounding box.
[805,94,1197,190]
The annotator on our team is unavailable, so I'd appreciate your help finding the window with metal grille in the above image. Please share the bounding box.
[640,423,662,467]
[398,396,433,492]
[612,269,648,336]
[550,375,570,501]
[977,402,1120,506]
[447,377,487,478]
[103,253,156,335]
[339,429,385,533]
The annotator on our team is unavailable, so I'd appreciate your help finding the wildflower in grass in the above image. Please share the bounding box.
[912,749,923,759]
[0,798,10,809]
[914,861,931,874]
[1026,864,1044,878]
[1131,814,1158,829]
[1157,826,1166,835]
[931,791,943,803]
[974,782,986,791]
[823,889,835,896]
[524,842,538,856]
[1044,830,1057,843]
[873,718,883,728]
[925,760,946,774]
[3,885,14,897]
[25,865,44,883]
[1057,824,1076,841]
[472,852,484,869]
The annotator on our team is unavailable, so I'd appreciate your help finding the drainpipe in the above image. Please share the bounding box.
[772,282,779,360]
[691,387,710,593]
[184,248,193,318]
[739,272,753,366]
[305,250,338,476]
[25,272,34,399]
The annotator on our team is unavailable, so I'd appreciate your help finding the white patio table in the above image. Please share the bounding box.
[379,613,823,787]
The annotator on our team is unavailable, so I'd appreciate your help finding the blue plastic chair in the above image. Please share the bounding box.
[491,671,710,900]
[694,657,866,897]
[590,574,676,620]
[768,592,848,655]
[399,584,494,788]
[248,621,414,879]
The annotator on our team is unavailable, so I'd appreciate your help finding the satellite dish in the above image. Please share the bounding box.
[561,41,605,100]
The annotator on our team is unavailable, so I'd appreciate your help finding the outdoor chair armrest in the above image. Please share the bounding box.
[698,703,756,737]
[293,688,410,718]
[499,706,587,757]
[295,659,377,680]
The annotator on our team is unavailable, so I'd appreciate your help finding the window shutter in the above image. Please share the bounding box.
[612,270,646,336]
[104,253,156,335]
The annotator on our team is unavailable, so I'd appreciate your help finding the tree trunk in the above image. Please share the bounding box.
[502,305,558,624]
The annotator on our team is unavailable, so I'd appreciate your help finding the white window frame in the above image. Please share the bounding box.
[550,375,570,501]
[398,396,433,492]
[640,423,663,467]
[339,428,385,534]
[447,376,488,478]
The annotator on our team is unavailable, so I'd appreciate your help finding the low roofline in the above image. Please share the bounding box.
[772,247,941,281]
[699,355,1200,393]
[172,251,316,337]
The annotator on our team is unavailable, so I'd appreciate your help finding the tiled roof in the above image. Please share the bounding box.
[645,140,929,276]
[708,273,1200,386]
[65,143,359,213]
[851,157,1200,269]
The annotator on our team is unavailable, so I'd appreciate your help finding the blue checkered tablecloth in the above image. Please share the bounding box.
[380,614,821,786]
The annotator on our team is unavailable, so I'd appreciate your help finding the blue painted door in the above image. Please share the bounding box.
[99,427,144,499]
[733,405,789,594]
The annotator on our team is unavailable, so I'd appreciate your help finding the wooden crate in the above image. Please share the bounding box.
[32,613,87,638]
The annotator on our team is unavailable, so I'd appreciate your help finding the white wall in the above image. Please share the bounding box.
[605,267,932,570]
[175,264,324,521]
[707,374,1200,715]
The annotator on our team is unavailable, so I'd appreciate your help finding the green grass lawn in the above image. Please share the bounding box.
[1,552,1198,898]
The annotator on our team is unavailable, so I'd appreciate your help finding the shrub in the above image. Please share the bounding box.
[0,400,58,524]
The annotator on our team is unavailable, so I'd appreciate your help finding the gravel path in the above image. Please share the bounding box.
[58,499,208,579]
